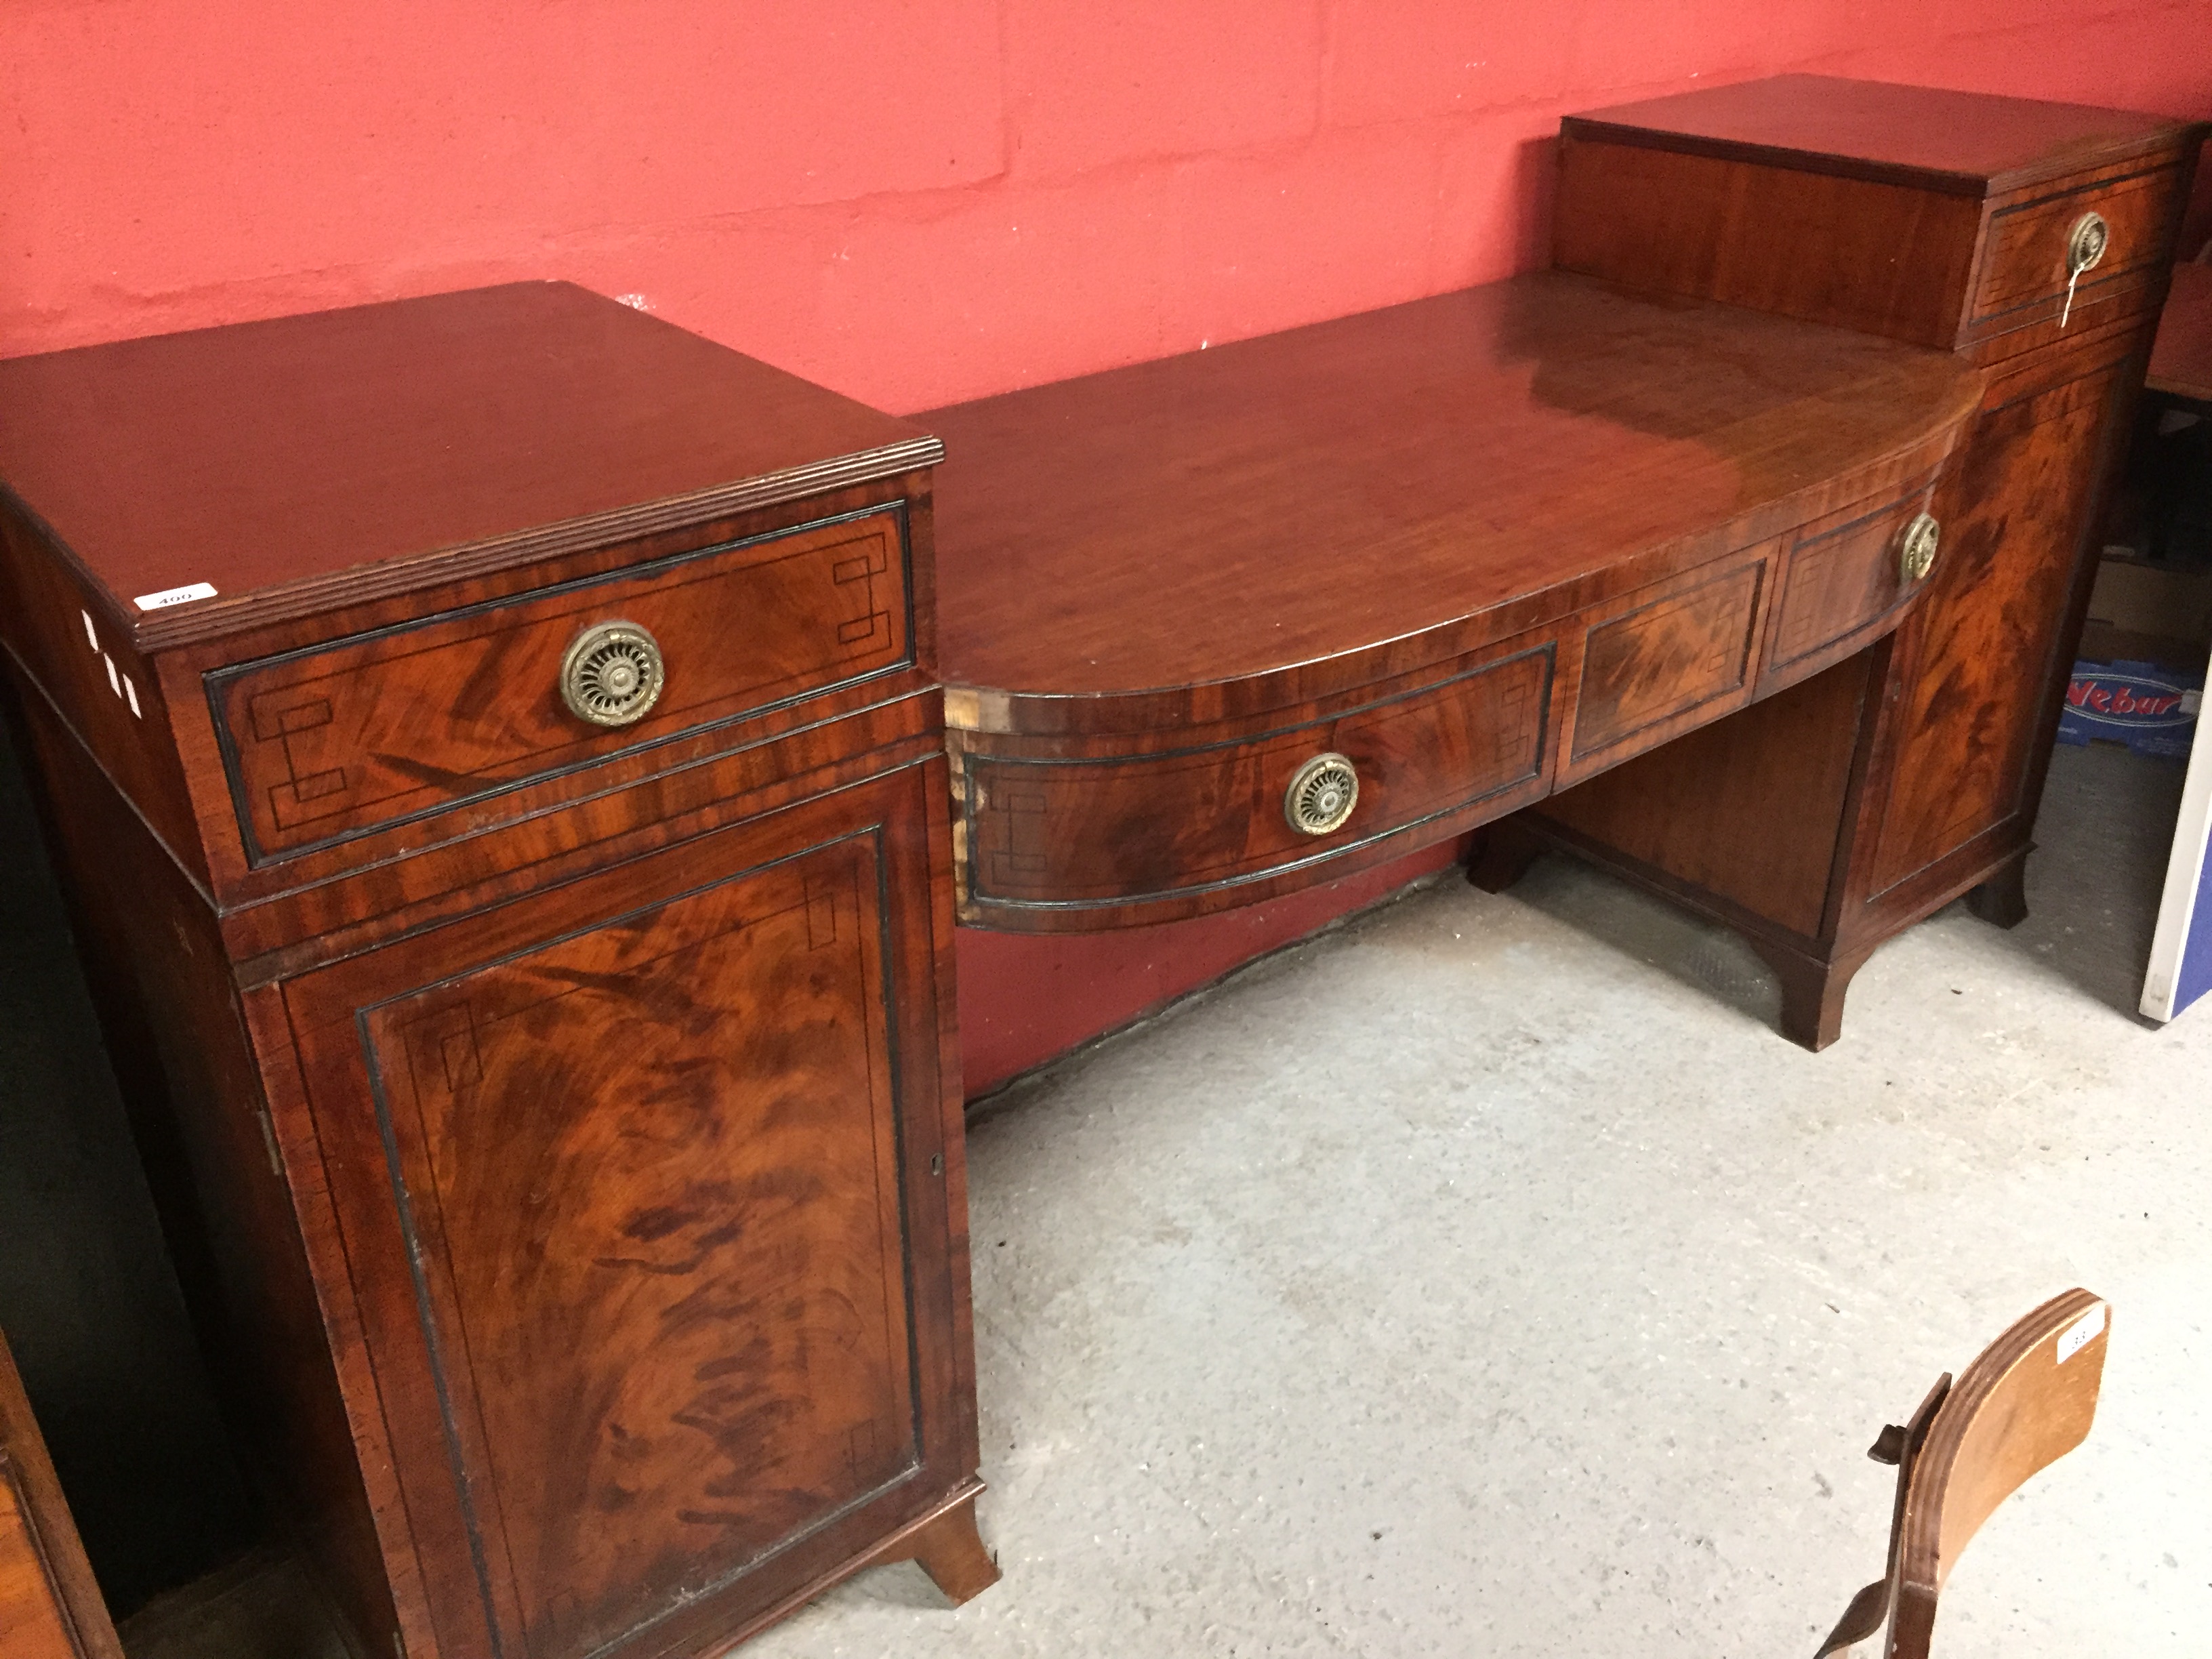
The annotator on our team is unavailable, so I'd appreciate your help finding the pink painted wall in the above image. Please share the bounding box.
[7,2,2209,1093]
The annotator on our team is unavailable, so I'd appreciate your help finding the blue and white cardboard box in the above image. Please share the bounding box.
[2056,658,2204,760]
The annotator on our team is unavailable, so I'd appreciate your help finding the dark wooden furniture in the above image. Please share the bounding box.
[0,283,996,1659]
[1816,1288,2110,1658]
[924,272,1982,928]
[1,1332,125,1659]
[1482,77,2210,1046]
[2147,259,2212,411]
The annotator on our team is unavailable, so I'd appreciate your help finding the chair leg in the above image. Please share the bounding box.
[1814,1577,1892,1657]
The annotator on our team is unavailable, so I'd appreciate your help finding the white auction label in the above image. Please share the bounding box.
[133,581,217,611]
[2057,1302,2106,1365]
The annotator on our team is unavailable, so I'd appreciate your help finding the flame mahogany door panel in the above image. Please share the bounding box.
[281,764,975,1659]
[1868,347,2136,895]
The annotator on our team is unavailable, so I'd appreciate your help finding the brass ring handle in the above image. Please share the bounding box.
[2059,212,2108,330]
[2067,211,2109,276]
[560,619,665,726]
[1898,512,1940,585]
[1285,752,1359,836]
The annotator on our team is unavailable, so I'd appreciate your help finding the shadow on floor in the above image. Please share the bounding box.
[1479,741,2188,1038]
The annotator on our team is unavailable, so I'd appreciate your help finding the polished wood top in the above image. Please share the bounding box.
[0,282,939,651]
[2148,261,2212,407]
[1563,75,2205,197]
[927,272,1983,703]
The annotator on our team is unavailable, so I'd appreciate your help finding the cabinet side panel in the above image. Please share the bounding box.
[0,668,395,1655]
[1553,134,1982,348]
[0,508,209,886]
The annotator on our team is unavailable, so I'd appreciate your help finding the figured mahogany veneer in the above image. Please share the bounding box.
[1557,76,2198,351]
[2148,260,2212,409]
[1507,77,2211,1048]
[211,506,912,863]
[926,272,1978,930]
[0,283,996,1659]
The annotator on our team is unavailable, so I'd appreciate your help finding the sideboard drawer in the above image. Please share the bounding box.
[958,643,1556,920]
[1968,165,2186,336]
[1555,550,1774,783]
[211,508,911,863]
[1761,477,1942,693]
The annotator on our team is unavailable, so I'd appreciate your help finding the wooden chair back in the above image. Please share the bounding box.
[1816,1288,2110,1658]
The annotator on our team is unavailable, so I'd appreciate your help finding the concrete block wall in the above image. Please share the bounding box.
[5,2,2209,1095]
[7,2,2209,403]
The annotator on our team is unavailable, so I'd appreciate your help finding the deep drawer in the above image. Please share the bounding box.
[1968,164,2186,336]
[958,644,1555,916]
[211,507,911,862]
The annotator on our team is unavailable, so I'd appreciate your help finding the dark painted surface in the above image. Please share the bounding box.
[0,714,254,1614]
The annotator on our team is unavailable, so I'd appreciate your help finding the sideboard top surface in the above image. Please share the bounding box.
[0,281,939,650]
[1562,74,2208,198]
[926,270,1982,700]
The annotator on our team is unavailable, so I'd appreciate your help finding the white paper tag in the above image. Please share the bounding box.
[81,609,100,651]
[2057,1303,2106,1364]
[123,676,141,718]
[133,581,217,612]
[104,654,119,696]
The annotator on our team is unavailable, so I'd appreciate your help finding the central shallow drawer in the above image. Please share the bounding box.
[956,644,1556,924]
[211,508,911,863]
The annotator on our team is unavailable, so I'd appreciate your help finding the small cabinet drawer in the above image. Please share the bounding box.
[1761,479,1940,693]
[1969,165,2187,335]
[211,508,911,863]
[958,644,1556,923]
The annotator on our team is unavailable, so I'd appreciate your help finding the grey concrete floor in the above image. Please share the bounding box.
[124,740,2211,1658]
[746,739,2211,1658]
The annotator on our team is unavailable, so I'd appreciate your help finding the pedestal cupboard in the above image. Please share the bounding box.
[1484,77,2210,1046]
[0,283,996,1659]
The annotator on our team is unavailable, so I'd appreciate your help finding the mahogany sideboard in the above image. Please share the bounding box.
[1489,77,2211,1046]
[0,284,997,1659]
[0,74,2198,1659]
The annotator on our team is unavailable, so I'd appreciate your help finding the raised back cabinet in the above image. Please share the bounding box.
[1493,77,2211,1046]
[0,283,996,1659]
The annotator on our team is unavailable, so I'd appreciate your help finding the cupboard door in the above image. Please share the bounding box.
[1868,350,2132,896]
[281,762,965,1659]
